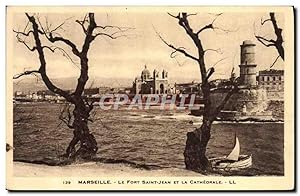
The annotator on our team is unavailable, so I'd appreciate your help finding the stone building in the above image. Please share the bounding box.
[83,88,100,97]
[258,69,284,101]
[133,65,169,94]
[211,40,274,120]
[174,81,200,94]
[258,69,284,90]
[239,40,257,87]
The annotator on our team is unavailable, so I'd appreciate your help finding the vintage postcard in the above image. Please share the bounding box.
[6,6,295,191]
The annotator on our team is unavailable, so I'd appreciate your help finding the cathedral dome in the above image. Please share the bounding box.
[141,65,151,80]
[141,65,150,76]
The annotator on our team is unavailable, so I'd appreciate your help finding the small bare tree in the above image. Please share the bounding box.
[255,12,284,67]
[158,13,238,172]
[14,13,132,159]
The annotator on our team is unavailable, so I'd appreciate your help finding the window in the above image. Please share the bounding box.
[279,76,281,81]
[261,76,264,81]
[273,76,276,81]
[267,77,270,81]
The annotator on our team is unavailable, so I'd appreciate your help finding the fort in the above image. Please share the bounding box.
[130,40,284,121]
[210,40,284,121]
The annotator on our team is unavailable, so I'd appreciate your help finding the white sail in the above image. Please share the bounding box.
[226,136,240,161]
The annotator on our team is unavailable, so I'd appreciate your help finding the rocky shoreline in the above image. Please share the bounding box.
[190,100,284,123]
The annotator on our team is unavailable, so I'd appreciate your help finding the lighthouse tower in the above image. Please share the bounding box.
[239,40,257,86]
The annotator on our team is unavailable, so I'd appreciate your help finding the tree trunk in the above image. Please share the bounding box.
[183,82,213,172]
[184,118,212,172]
[65,98,98,159]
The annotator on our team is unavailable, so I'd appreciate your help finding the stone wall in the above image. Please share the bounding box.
[210,86,268,114]
[209,86,284,121]
[267,100,284,120]
[266,90,284,101]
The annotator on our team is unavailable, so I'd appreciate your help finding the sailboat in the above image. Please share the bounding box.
[209,135,252,171]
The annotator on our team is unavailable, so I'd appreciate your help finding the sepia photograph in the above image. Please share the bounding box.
[6,6,295,191]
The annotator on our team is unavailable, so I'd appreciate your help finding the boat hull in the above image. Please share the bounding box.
[209,154,252,171]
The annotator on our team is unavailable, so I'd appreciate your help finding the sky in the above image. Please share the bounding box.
[11,9,284,83]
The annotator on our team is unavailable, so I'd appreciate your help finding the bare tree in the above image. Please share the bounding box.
[255,12,284,67]
[158,13,238,172]
[13,13,132,159]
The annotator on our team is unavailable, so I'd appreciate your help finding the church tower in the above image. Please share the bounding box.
[239,40,257,86]
[141,65,151,82]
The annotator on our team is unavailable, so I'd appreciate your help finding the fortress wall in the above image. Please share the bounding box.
[210,87,269,113]
[266,90,284,101]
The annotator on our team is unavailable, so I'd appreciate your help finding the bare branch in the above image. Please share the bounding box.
[261,17,272,25]
[186,13,197,17]
[23,13,74,102]
[51,21,65,33]
[213,25,238,34]
[93,26,135,41]
[255,12,284,60]
[13,29,34,36]
[154,29,198,62]
[36,17,80,56]
[170,46,186,56]
[47,33,80,56]
[23,20,30,32]
[76,20,87,34]
[95,25,134,31]
[36,16,49,34]
[270,55,280,68]
[205,67,215,81]
[18,16,78,67]
[50,17,73,33]
[169,50,186,66]
[255,35,276,47]
[269,12,284,60]
[75,14,88,34]
[167,12,180,19]
[204,48,223,55]
[196,24,213,35]
[204,57,226,82]
[16,36,36,51]
[111,27,134,36]
[211,57,227,68]
[166,12,208,80]
[59,104,74,129]
[14,29,37,51]
[93,32,127,40]
[196,13,223,35]
[213,83,239,117]
[39,15,73,34]
[42,46,80,68]
[13,70,40,79]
